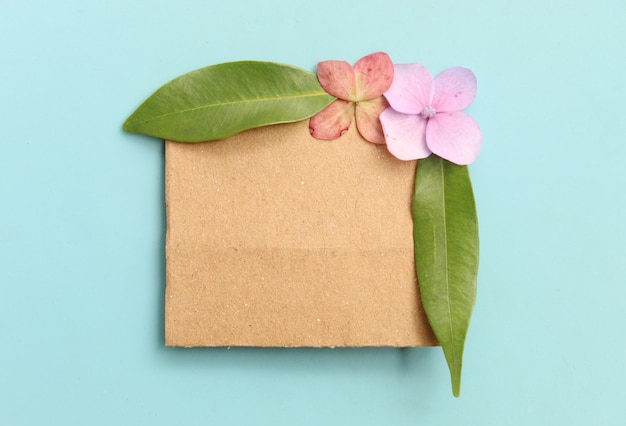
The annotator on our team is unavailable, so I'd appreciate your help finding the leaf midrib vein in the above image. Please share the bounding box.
[129,91,331,126]
[440,159,456,368]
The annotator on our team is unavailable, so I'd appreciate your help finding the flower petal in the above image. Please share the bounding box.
[383,63,433,115]
[426,112,482,165]
[380,108,430,161]
[316,60,356,101]
[309,100,354,140]
[431,67,477,113]
[354,96,389,144]
[353,52,394,101]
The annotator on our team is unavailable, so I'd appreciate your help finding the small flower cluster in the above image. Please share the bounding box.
[309,52,482,165]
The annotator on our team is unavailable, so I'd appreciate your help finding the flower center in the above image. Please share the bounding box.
[421,105,436,119]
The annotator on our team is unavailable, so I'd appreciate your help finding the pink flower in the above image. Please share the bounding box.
[309,52,394,144]
[380,64,482,165]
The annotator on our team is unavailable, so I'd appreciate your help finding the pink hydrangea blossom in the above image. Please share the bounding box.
[309,52,394,144]
[380,64,482,165]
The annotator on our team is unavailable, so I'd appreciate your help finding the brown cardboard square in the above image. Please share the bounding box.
[165,121,437,347]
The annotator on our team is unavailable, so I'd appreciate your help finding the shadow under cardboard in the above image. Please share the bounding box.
[157,345,441,374]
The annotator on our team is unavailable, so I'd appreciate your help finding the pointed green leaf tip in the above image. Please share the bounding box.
[123,61,335,142]
[412,155,479,397]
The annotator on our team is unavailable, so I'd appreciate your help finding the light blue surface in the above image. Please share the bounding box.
[2,0,625,424]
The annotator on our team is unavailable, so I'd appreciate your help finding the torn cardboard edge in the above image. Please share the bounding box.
[164,121,437,347]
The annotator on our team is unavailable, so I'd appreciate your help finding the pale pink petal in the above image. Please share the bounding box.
[309,100,354,140]
[383,63,433,115]
[379,108,430,161]
[316,60,356,101]
[426,112,482,165]
[431,67,477,113]
[354,96,389,144]
[353,52,394,101]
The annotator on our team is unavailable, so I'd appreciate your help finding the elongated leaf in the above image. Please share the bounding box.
[413,155,479,397]
[124,61,335,142]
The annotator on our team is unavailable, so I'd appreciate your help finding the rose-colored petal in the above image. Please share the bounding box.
[353,52,394,101]
[316,60,356,101]
[431,67,477,113]
[383,63,433,115]
[379,108,430,161]
[426,112,482,165]
[354,96,389,144]
[309,100,354,140]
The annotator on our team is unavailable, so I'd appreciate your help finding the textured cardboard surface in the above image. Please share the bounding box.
[165,121,437,347]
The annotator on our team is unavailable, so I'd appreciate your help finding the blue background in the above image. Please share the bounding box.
[2,0,625,424]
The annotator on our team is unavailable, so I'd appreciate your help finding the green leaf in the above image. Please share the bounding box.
[413,155,479,397]
[123,61,335,142]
